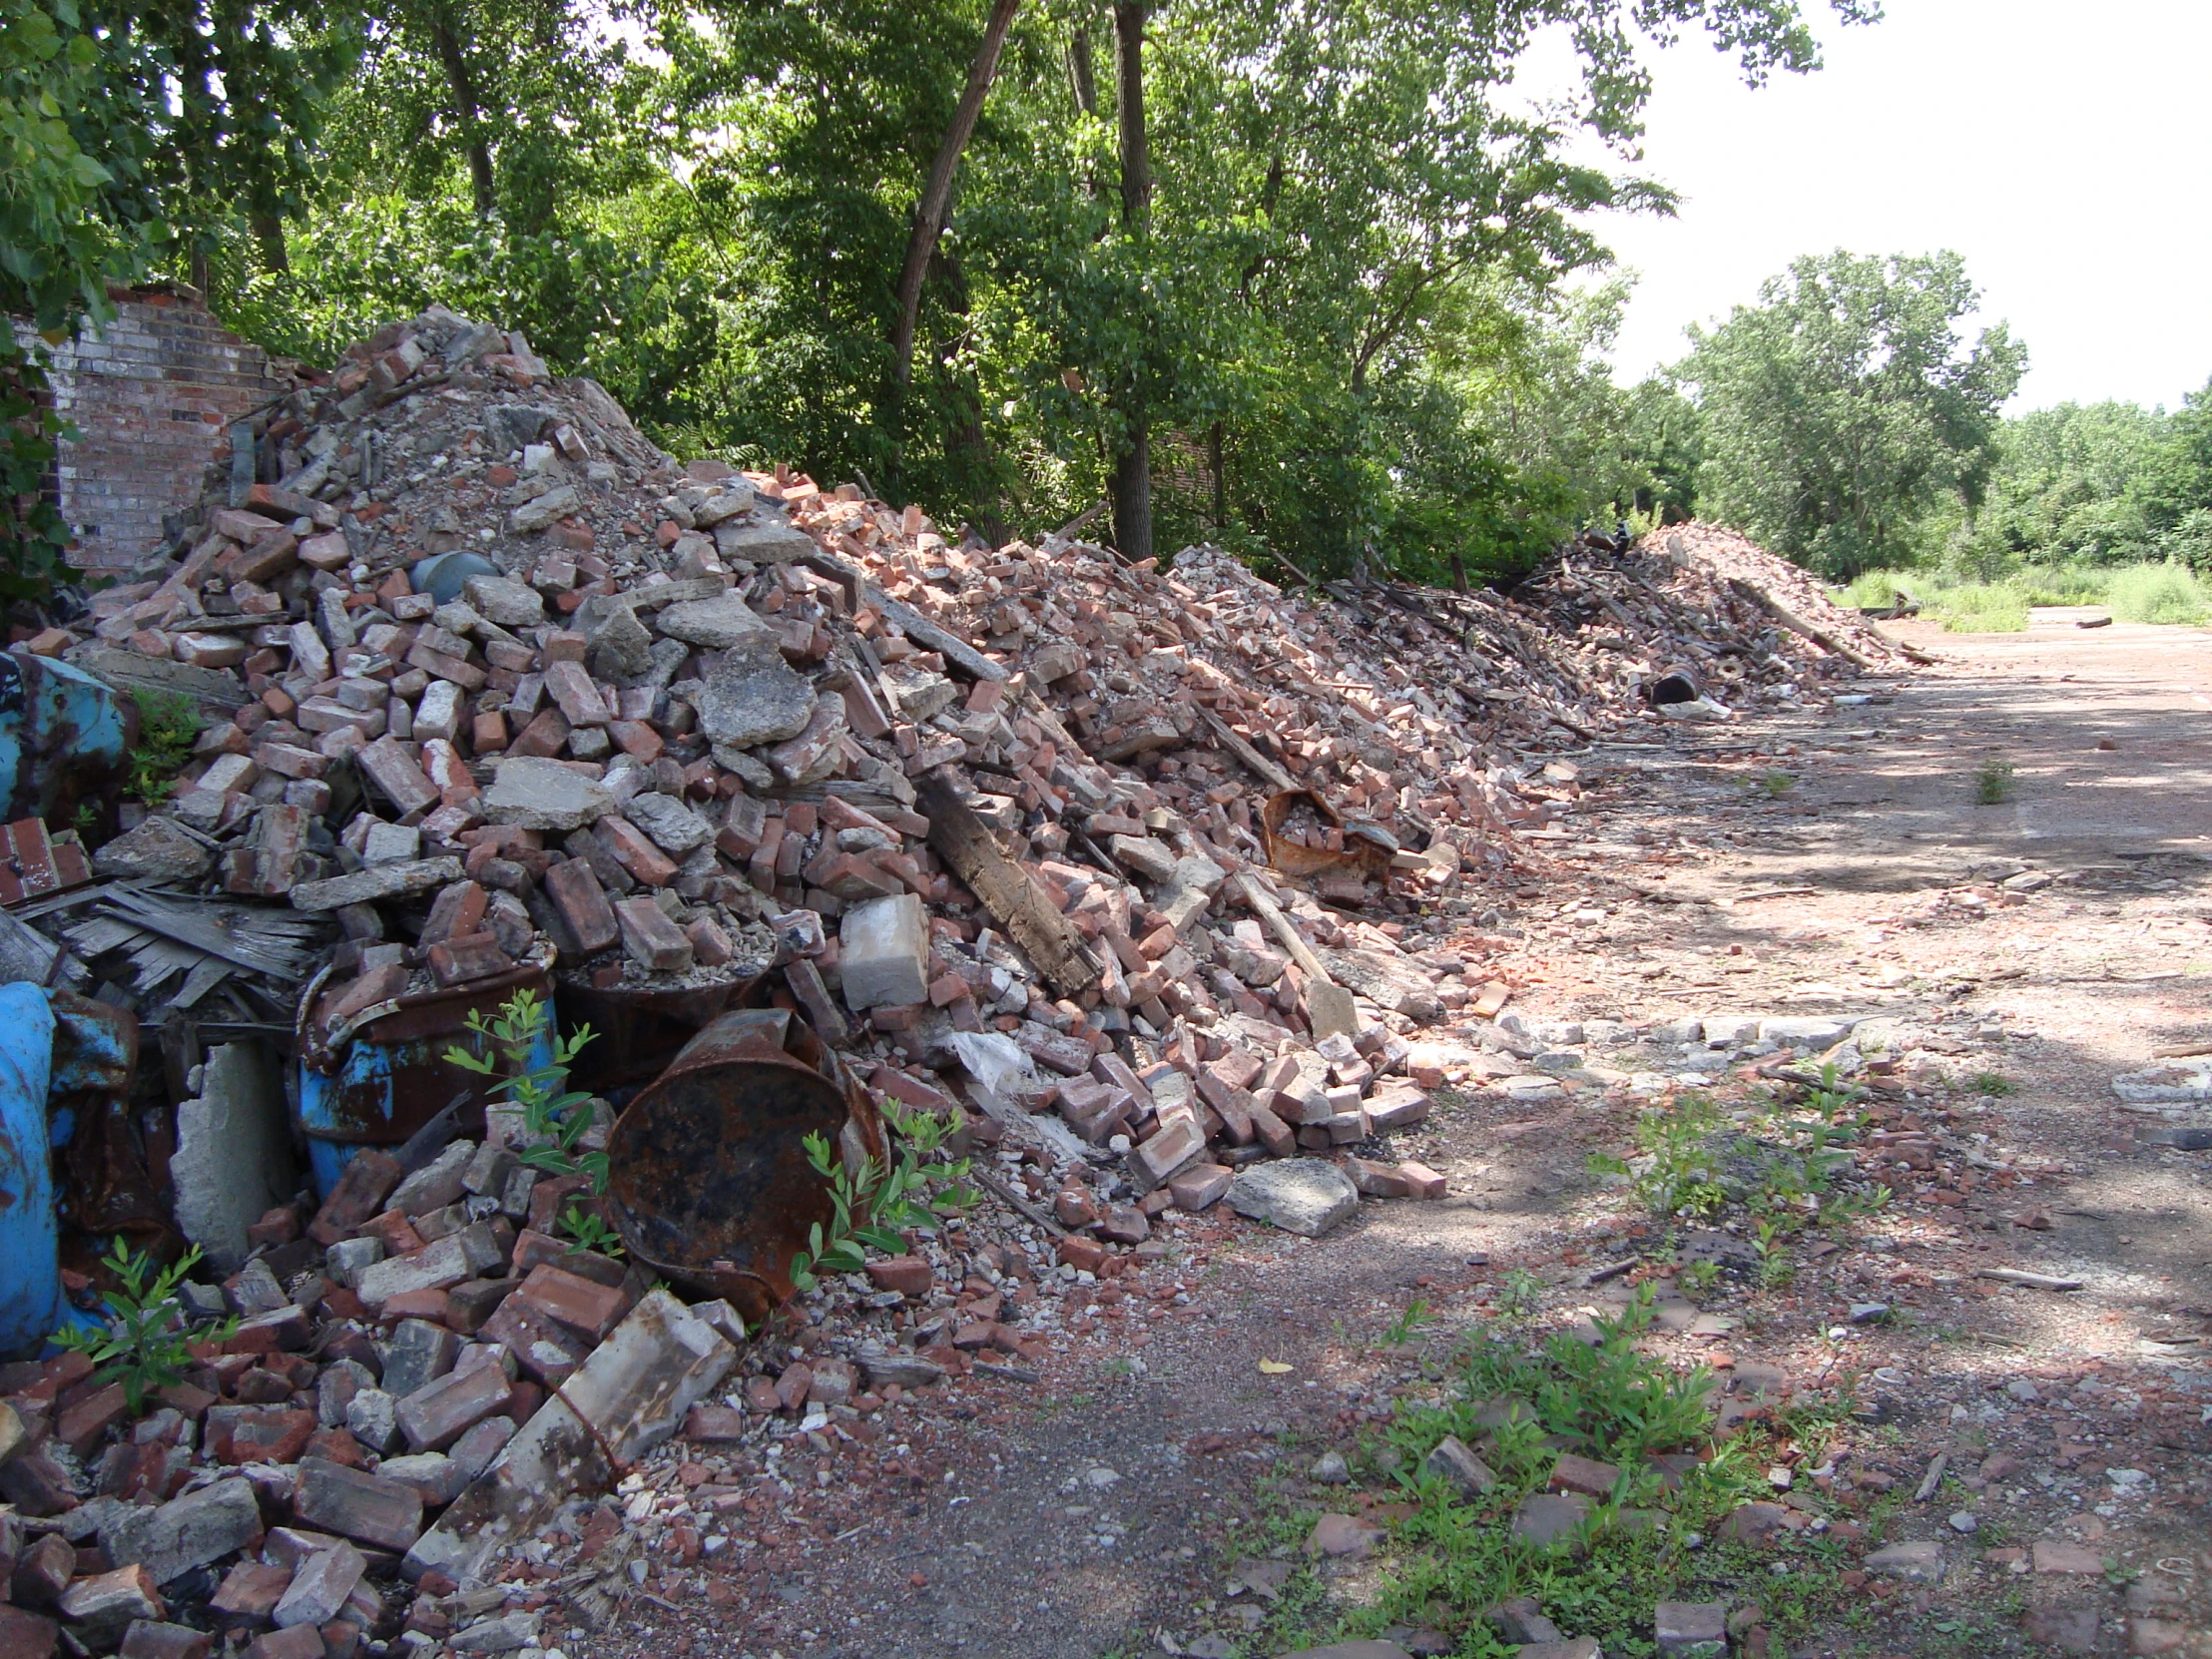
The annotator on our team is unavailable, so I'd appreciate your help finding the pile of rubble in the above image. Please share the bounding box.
[0,303,1913,1651]
[1,1157,737,1659]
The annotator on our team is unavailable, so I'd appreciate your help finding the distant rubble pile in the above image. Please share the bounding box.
[0,303,1919,1648]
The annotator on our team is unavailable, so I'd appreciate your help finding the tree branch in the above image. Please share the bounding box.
[889,0,1022,387]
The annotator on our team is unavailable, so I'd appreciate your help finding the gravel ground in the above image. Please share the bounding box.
[540,616,2212,1659]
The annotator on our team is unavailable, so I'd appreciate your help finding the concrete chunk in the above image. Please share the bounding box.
[839,893,929,1010]
[653,593,774,651]
[404,1290,735,1586]
[291,856,464,911]
[698,646,816,750]
[481,757,616,831]
[99,1477,262,1586]
[170,1044,293,1273]
[1226,1157,1360,1237]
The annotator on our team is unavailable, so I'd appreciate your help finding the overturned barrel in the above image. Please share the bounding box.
[603,1008,883,1324]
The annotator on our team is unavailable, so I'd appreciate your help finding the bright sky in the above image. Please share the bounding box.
[1558,0,2212,412]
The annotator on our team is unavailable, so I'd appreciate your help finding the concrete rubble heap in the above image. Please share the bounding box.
[0,304,1903,1655]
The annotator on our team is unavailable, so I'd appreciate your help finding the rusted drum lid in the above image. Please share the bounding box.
[602,1010,845,1316]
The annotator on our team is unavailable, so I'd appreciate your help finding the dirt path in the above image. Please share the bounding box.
[577,618,2212,1659]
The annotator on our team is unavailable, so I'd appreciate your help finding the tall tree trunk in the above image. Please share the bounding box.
[1069,20,1101,200]
[889,0,1021,387]
[251,213,289,274]
[1069,23,1097,117]
[1108,0,1153,565]
[930,248,1011,547]
[1209,419,1225,531]
[428,6,497,217]
[1113,3,1150,221]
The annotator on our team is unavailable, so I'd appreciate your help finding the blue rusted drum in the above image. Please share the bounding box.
[0,982,61,1358]
[0,652,131,825]
[295,948,557,1198]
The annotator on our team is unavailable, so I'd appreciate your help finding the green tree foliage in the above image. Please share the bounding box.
[1681,249,2026,578]
[2,0,347,598]
[200,0,1870,584]
[1923,380,2212,578]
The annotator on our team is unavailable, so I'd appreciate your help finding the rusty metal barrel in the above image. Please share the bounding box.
[603,1008,883,1324]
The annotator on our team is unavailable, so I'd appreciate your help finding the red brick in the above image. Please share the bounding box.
[1055,1236,1107,1274]
[245,1627,322,1659]
[480,1298,588,1385]
[393,1363,512,1453]
[57,1381,129,1456]
[309,1150,403,1247]
[426,931,512,987]
[0,1607,57,1659]
[543,858,619,953]
[595,818,678,886]
[612,897,692,971]
[117,1620,211,1659]
[512,1265,628,1341]
[290,1459,422,1553]
[863,1256,932,1298]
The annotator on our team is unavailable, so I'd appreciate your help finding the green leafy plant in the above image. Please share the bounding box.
[1589,1092,1729,1218]
[1751,769,1795,799]
[1969,1071,2016,1096]
[1493,1267,1545,1319]
[124,690,206,806]
[788,1098,977,1293]
[1752,1219,1796,1288]
[52,1241,236,1412]
[444,989,613,1255]
[1975,759,2016,805]
[1382,1296,1432,1348]
[1678,1259,1721,1299]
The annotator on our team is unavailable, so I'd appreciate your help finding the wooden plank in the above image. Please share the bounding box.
[914,774,1100,997]
[99,891,313,979]
[1726,577,1878,670]
[1197,709,1296,793]
[1228,872,1332,985]
[800,548,1009,683]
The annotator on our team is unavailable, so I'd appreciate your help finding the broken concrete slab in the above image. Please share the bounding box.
[1227,1158,1360,1238]
[653,593,774,652]
[698,645,817,751]
[480,758,616,831]
[169,1043,293,1273]
[402,1290,735,1586]
[99,1477,262,1586]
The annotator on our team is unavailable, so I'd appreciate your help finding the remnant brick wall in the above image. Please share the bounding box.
[22,288,279,573]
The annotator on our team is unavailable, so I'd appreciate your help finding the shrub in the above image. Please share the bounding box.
[2106,561,2210,625]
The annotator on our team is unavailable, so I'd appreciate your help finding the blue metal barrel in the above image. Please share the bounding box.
[0,981,60,1358]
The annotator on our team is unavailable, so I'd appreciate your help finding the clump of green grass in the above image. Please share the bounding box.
[1925,581,2030,633]
[2106,561,2211,625]
[1835,560,2211,633]
[1239,1292,1869,1658]
[1975,760,2016,805]
[125,690,205,805]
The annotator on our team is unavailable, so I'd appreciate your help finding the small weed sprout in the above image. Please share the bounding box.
[1382,1297,1432,1347]
[53,1241,237,1412]
[1969,1071,2017,1097]
[788,1097,978,1292]
[1589,1093,1728,1217]
[1678,1259,1722,1299]
[444,988,612,1255]
[1975,759,2016,805]
[1494,1267,1546,1319]
[1754,769,1795,799]
[125,691,206,806]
